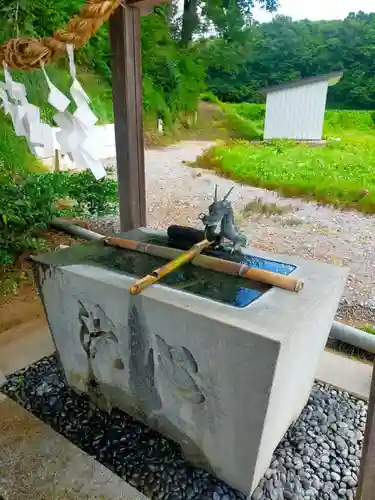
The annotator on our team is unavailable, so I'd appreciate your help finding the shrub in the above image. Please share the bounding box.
[324,110,375,133]
[230,103,266,122]
[221,104,263,141]
[0,2,204,127]
[0,115,44,181]
[0,171,118,265]
[200,92,222,105]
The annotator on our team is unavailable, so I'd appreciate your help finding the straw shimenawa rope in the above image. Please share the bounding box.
[0,0,121,70]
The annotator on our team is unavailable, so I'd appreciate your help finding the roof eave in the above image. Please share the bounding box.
[258,71,344,95]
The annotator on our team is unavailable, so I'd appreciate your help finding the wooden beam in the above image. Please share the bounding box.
[356,362,375,500]
[109,5,146,232]
[128,0,167,9]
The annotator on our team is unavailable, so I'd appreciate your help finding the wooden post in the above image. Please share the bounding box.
[109,4,146,231]
[0,367,6,386]
[356,363,375,500]
[54,149,60,172]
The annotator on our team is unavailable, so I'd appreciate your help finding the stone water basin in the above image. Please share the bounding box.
[33,227,347,497]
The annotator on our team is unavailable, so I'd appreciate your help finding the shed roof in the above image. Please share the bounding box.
[259,71,344,95]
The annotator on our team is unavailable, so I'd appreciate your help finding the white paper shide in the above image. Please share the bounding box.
[0,45,106,180]
[1,63,55,157]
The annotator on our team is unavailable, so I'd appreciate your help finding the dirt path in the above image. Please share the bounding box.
[95,141,375,326]
[0,230,83,335]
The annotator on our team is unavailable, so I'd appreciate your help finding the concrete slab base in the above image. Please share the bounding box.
[0,394,147,500]
[316,350,372,400]
[0,319,54,376]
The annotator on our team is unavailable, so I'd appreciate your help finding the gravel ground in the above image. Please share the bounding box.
[2,356,366,500]
[96,141,375,326]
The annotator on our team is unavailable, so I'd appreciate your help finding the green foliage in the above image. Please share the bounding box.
[0,2,119,268]
[0,171,118,265]
[0,115,45,182]
[361,325,375,336]
[200,0,278,41]
[230,103,265,122]
[200,12,375,109]
[0,0,112,78]
[197,36,261,102]
[221,104,375,140]
[199,95,263,139]
[0,2,204,125]
[197,97,263,139]
[229,103,265,131]
[141,8,205,124]
[220,103,262,140]
[0,176,58,264]
[194,115,375,213]
[324,110,375,134]
[58,170,118,215]
[143,76,172,126]
[200,92,222,104]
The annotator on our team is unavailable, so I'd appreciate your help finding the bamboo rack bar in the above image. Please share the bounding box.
[104,237,304,293]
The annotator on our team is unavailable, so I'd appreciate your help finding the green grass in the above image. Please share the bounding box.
[194,110,375,213]
[229,103,266,132]
[324,110,375,134]
[198,97,263,141]
[328,324,375,363]
[228,103,375,133]
[220,104,263,141]
[0,115,45,181]
[223,103,375,140]
[361,325,375,335]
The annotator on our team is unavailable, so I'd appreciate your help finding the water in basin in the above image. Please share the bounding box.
[86,245,296,309]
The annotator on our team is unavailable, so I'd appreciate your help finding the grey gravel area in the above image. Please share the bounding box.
[258,384,366,500]
[97,142,375,326]
[1,356,366,500]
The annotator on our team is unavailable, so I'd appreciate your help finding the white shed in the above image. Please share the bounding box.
[260,72,343,141]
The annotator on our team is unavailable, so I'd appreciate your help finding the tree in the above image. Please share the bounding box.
[180,0,278,47]
[180,0,200,46]
[201,11,375,109]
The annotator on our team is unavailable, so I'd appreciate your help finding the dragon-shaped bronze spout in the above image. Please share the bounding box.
[199,185,247,253]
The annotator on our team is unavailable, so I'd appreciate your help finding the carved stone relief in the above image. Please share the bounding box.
[76,297,211,468]
[154,334,205,405]
[78,301,124,392]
